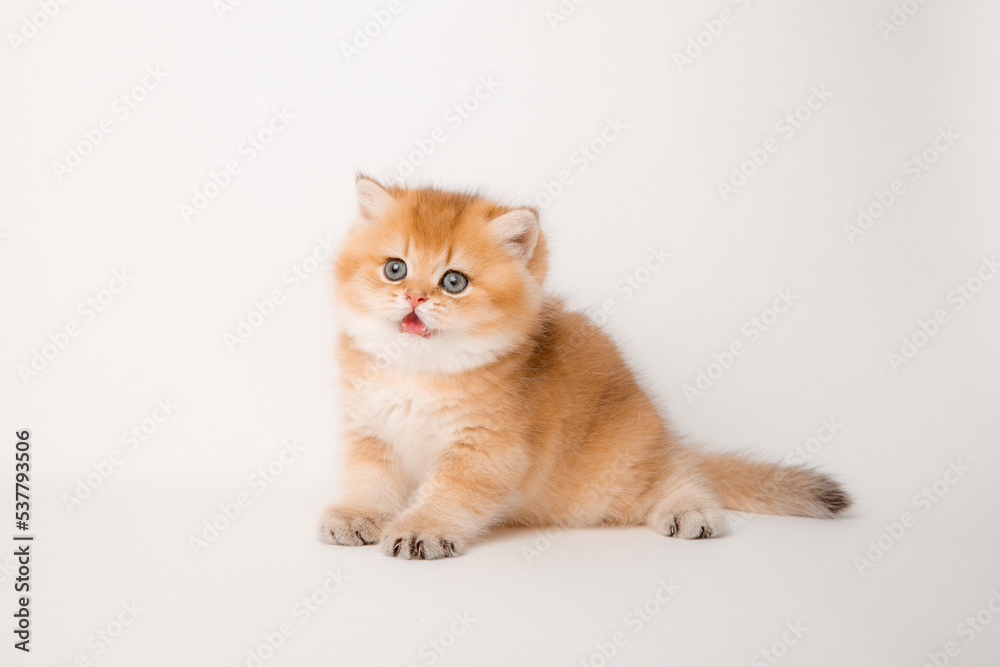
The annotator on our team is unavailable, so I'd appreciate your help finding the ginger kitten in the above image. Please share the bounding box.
[319,176,851,560]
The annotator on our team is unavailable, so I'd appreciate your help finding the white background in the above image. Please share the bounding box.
[2,1,999,665]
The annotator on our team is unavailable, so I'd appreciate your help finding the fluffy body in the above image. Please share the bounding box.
[320,178,851,559]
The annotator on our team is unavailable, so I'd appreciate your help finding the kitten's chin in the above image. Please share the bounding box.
[338,306,521,374]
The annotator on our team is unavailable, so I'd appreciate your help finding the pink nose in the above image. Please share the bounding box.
[405,292,427,309]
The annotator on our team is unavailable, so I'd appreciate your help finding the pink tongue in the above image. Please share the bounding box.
[402,312,428,336]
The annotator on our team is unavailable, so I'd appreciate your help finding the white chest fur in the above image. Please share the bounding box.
[344,371,460,483]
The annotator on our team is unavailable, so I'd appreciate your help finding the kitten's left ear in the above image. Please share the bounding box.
[488,208,539,261]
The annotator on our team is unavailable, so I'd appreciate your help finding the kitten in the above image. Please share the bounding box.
[319,176,851,560]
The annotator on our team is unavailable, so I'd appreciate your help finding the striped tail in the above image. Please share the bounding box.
[698,451,852,518]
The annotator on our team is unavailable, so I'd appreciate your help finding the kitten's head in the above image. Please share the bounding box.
[334,176,548,374]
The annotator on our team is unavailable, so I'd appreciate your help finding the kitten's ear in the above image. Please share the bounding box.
[355,175,394,224]
[488,208,539,261]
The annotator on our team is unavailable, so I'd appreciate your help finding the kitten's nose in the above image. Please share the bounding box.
[405,291,428,309]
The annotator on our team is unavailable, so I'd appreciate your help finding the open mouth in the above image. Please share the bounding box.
[400,311,431,337]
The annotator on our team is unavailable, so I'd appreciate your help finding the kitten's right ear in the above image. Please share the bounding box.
[355,175,394,224]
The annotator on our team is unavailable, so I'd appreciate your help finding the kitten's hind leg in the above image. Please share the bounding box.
[647,473,726,539]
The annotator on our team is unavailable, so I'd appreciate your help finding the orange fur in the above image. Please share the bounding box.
[319,177,851,559]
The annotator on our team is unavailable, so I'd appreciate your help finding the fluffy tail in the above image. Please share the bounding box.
[698,451,852,518]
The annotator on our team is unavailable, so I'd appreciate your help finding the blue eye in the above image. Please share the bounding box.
[384,259,406,281]
[441,270,469,294]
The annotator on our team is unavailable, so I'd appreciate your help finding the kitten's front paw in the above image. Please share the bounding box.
[381,519,465,560]
[319,505,386,546]
[651,506,726,539]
